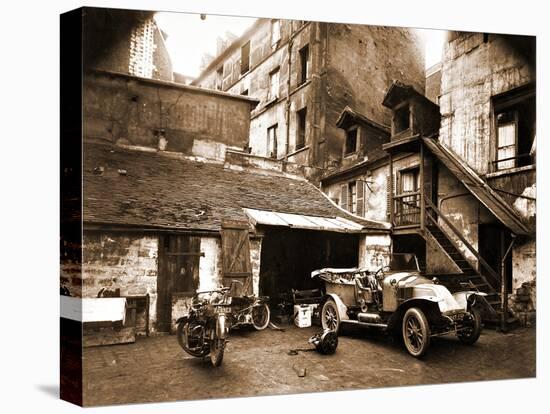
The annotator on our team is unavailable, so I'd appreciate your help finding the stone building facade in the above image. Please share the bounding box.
[83,7,173,81]
[193,19,425,183]
[319,32,536,326]
[62,69,390,335]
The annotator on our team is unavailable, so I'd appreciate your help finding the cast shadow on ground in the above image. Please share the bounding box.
[36,384,59,399]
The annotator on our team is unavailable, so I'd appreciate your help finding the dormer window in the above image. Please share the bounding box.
[394,104,410,134]
[344,127,358,156]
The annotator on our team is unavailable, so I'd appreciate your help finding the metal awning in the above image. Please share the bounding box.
[243,208,366,233]
[422,137,531,235]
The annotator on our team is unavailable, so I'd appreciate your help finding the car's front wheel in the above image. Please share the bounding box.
[402,307,431,357]
[321,299,340,333]
[457,308,482,345]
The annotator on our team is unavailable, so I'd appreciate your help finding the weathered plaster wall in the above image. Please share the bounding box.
[80,232,159,332]
[512,239,536,290]
[322,160,389,222]
[487,168,536,228]
[439,33,535,174]
[83,71,255,160]
[437,164,482,265]
[358,234,391,271]
[324,25,425,169]
[83,8,172,81]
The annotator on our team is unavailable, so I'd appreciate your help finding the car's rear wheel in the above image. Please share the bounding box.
[457,308,482,345]
[402,307,430,357]
[321,299,340,333]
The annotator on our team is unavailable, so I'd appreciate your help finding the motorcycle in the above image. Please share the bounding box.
[176,287,232,367]
[224,280,270,331]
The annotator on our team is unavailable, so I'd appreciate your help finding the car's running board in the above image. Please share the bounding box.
[342,320,388,329]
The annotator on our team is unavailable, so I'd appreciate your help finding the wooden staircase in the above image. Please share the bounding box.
[423,199,506,324]
[425,224,502,317]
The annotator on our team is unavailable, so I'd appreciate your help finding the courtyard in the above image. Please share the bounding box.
[82,325,536,406]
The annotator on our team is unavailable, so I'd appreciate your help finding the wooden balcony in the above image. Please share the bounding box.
[393,192,421,228]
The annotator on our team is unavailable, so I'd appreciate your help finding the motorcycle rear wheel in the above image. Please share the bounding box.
[251,303,270,330]
[210,339,225,367]
[177,321,209,357]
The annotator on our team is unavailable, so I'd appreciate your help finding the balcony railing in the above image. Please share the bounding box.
[394,192,421,227]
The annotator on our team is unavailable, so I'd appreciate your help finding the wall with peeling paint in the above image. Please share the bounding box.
[358,234,391,271]
[74,232,264,334]
[195,20,424,184]
[439,33,535,174]
[83,71,256,161]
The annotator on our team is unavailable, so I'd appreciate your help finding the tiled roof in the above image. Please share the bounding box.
[83,143,389,233]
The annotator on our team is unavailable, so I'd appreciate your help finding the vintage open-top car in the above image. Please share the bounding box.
[312,253,485,357]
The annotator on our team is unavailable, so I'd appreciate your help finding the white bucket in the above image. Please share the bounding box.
[294,304,312,328]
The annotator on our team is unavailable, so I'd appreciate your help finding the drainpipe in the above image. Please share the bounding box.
[285,39,293,162]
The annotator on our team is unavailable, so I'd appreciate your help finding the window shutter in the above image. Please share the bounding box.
[356,180,365,217]
[340,184,349,210]
[386,174,392,219]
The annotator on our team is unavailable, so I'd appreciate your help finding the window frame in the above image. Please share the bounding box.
[491,84,536,172]
[240,41,251,75]
[344,126,359,156]
[271,19,281,48]
[296,107,307,150]
[298,44,309,86]
[267,124,278,158]
[268,67,280,101]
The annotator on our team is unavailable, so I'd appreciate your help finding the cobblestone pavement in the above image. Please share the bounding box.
[82,324,536,406]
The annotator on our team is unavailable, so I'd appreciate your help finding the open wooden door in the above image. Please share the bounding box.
[220,220,252,296]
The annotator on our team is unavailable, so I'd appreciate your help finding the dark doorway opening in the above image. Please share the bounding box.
[479,224,512,291]
[393,234,426,272]
[258,228,359,299]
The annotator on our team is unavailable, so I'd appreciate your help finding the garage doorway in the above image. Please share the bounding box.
[258,228,359,299]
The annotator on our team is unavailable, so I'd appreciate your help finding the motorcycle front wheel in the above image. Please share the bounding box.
[210,339,226,367]
[177,321,209,357]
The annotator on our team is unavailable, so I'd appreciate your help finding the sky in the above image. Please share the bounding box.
[155,12,447,78]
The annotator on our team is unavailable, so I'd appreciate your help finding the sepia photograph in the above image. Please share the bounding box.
[58,3,537,408]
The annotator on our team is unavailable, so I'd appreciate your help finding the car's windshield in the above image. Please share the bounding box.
[388,253,419,272]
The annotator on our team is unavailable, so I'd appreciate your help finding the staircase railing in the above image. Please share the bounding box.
[424,198,500,286]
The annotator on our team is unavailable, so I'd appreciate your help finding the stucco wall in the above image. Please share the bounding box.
[322,160,389,222]
[439,33,535,174]
[83,71,255,160]
[358,234,391,271]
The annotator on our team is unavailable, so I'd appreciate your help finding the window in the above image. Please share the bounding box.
[299,44,309,85]
[349,182,357,214]
[271,20,281,47]
[215,65,223,90]
[394,104,410,134]
[400,167,420,193]
[296,107,307,150]
[267,124,278,158]
[344,127,358,155]
[268,68,280,100]
[496,111,517,170]
[340,181,364,215]
[493,85,536,171]
[240,41,250,75]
